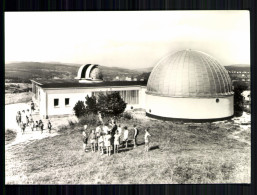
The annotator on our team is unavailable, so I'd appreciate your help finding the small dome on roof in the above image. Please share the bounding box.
[146,50,233,98]
[75,64,103,83]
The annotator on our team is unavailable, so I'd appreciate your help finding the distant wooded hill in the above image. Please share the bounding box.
[224,64,250,72]
[5,62,142,82]
[5,62,250,82]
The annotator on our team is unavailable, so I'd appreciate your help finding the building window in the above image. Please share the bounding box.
[216,98,219,103]
[54,99,59,107]
[65,98,70,106]
[92,90,139,105]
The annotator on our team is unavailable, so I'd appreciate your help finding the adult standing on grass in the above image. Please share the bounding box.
[117,124,122,135]
[90,129,96,152]
[133,124,139,148]
[110,120,117,152]
[82,126,89,152]
[114,130,120,154]
[144,127,151,152]
[123,126,129,148]
[95,122,102,151]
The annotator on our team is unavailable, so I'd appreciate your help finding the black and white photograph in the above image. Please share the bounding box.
[5,11,250,184]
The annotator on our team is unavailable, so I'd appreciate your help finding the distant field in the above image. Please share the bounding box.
[5,92,32,105]
[5,115,250,184]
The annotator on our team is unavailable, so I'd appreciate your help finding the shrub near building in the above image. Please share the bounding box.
[73,92,127,119]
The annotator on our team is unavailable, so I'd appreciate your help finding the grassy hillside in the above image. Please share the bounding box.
[5,114,250,184]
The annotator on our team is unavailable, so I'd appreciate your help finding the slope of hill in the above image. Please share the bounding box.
[224,64,250,72]
[5,62,142,81]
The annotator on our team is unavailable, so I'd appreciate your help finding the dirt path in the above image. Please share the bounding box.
[5,103,60,148]
[5,103,77,148]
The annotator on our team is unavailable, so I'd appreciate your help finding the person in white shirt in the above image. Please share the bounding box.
[144,127,151,152]
[123,126,129,148]
[21,110,27,126]
[95,122,102,150]
[102,123,109,135]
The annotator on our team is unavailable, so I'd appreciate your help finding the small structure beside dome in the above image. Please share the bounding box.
[75,64,103,83]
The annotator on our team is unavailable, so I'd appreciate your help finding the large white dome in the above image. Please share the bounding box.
[146,50,233,98]
[145,49,234,121]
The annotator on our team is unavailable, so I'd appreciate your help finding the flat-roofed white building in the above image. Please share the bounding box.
[31,64,146,118]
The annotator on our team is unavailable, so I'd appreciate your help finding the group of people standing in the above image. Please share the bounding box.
[15,101,52,134]
[82,118,152,156]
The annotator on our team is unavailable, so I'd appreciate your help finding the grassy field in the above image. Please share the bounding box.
[5,114,250,184]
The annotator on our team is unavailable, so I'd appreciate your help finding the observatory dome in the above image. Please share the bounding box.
[146,50,233,98]
[75,64,103,83]
[145,49,234,121]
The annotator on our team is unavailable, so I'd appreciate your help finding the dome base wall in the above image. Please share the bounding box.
[146,112,234,122]
[145,94,234,120]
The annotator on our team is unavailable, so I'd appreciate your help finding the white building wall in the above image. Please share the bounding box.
[39,88,47,117]
[46,89,91,116]
[145,94,234,119]
[43,86,144,117]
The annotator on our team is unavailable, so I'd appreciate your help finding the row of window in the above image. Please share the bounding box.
[92,90,139,104]
[53,90,139,108]
[54,98,70,107]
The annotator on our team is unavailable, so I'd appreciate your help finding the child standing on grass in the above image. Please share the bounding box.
[105,131,112,156]
[90,129,96,152]
[48,120,52,133]
[123,126,129,148]
[114,130,120,154]
[144,127,151,152]
[98,133,104,155]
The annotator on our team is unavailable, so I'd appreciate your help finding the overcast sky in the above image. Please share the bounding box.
[5,11,250,69]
